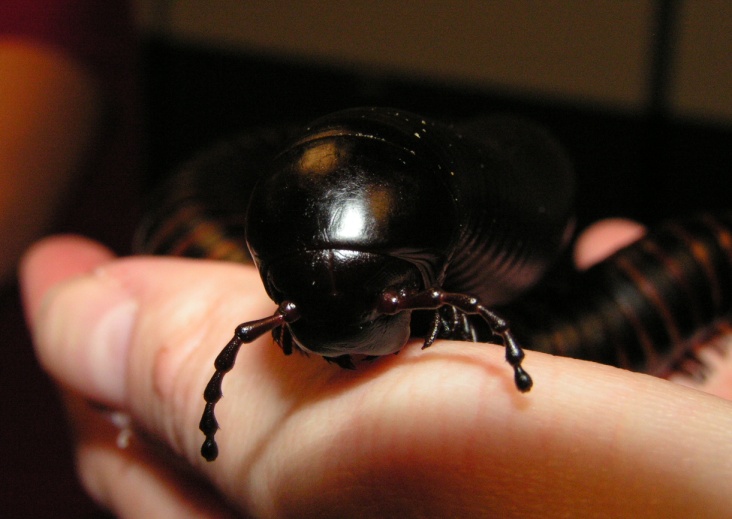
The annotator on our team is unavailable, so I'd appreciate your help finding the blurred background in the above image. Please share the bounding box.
[137,0,731,224]
[3,0,730,516]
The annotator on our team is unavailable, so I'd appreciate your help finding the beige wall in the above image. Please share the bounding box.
[133,0,732,123]
[672,0,732,123]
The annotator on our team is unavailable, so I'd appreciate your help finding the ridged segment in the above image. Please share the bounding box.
[509,213,732,376]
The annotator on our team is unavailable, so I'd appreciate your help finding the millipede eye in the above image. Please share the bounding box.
[377,289,400,314]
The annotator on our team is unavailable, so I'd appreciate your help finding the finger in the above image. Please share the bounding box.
[65,394,238,518]
[22,236,242,515]
[22,239,284,465]
[22,236,732,516]
[573,218,646,269]
[21,235,135,406]
[20,234,116,319]
[255,343,732,517]
[22,239,137,408]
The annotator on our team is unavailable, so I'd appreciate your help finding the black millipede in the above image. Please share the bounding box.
[502,212,732,378]
[135,107,729,461]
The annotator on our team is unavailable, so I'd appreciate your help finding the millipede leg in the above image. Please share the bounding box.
[422,311,442,349]
[379,288,533,392]
[199,301,300,461]
[477,308,533,392]
[442,294,533,392]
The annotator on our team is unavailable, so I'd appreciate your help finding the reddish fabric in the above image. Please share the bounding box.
[0,1,134,110]
[1,2,141,516]
[0,0,142,253]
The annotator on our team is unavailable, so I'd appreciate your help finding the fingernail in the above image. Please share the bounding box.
[34,272,139,407]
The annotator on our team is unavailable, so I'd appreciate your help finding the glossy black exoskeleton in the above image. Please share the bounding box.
[138,109,732,464]
[190,107,576,460]
[505,212,732,379]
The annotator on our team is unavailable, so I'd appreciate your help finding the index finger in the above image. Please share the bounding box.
[21,235,732,517]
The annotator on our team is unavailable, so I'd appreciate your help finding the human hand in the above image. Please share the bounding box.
[21,223,732,518]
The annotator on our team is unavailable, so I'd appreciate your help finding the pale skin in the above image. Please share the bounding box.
[20,218,732,518]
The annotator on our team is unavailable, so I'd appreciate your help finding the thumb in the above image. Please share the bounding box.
[20,235,133,407]
[21,234,117,320]
[20,234,274,467]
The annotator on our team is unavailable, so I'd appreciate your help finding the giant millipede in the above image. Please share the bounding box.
[136,108,729,461]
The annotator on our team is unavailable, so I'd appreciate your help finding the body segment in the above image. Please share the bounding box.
[138,108,576,460]
[136,108,731,461]
[505,212,732,377]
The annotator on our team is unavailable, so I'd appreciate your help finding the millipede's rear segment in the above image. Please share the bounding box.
[506,212,732,377]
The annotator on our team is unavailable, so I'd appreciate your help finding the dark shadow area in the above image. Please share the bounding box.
[142,37,732,230]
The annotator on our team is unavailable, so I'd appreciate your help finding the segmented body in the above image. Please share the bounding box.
[137,113,730,379]
[137,108,729,460]
[505,212,732,377]
[142,187,732,379]
[138,120,732,375]
[140,109,576,307]
[136,128,295,263]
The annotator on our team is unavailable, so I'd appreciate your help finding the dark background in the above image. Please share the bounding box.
[144,42,731,229]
